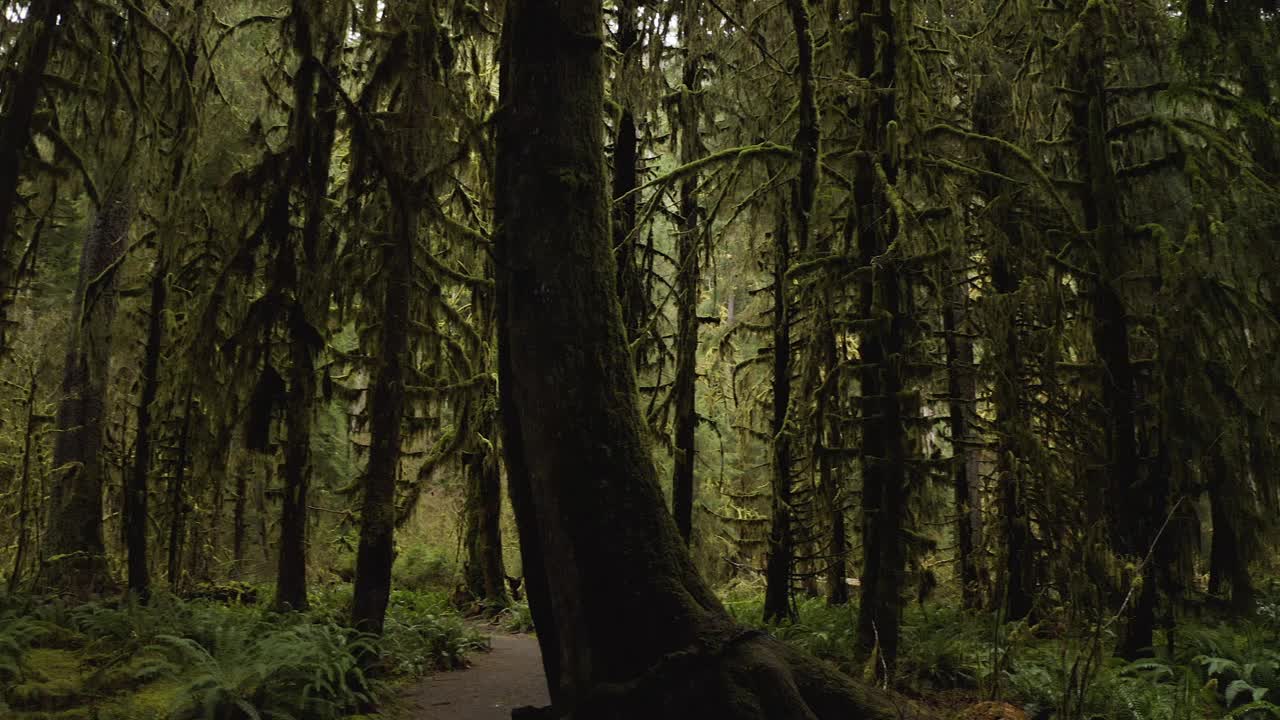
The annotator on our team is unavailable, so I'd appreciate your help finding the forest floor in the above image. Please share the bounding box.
[394,629,549,719]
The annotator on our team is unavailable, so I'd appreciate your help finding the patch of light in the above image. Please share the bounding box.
[5,3,30,23]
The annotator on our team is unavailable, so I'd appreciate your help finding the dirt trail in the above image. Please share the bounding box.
[398,632,550,720]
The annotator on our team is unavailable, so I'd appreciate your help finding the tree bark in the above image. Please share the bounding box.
[670,5,702,545]
[352,200,413,632]
[494,0,936,716]
[464,378,508,608]
[763,206,795,624]
[0,0,70,350]
[1070,2,1155,658]
[8,375,38,593]
[125,261,166,600]
[853,0,908,677]
[611,0,645,344]
[42,186,133,597]
[167,387,194,590]
[943,252,983,611]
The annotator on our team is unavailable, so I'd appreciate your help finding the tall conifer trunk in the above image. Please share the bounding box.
[853,0,909,676]
[671,5,702,544]
[43,186,133,596]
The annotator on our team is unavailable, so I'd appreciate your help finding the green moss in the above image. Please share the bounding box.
[23,649,83,684]
[99,678,186,720]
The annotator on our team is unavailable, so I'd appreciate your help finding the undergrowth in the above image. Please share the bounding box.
[0,585,486,720]
[724,587,1280,720]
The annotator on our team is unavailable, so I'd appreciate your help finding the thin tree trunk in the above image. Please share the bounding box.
[43,186,133,596]
[611,0,644,343]
[1070,2,1154,658]
[167,387,194,589]
[232,463,248,578]
[276,332,314,611]
[8,376,38,592]
[351,200,413,633]
[125,262,165,600]
[853,0,908,677]
[943,252,983,610]
[670,5,701,544]
[763,205,794,624]
[463,387,507,608]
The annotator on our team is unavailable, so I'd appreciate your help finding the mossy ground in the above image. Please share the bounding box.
[7,646,186,720]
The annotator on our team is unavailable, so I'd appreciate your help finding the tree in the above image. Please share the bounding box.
[42,184,133,595]
[493,0,934,715]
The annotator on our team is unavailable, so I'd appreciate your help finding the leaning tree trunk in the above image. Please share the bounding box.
[493,0,935,716]
[43,186,134,597]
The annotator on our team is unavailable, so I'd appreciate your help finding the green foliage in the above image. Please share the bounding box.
[148,621,375,720]
[0,591,486,720]
[497,600,535,634]
[391,545,457,589]
[0,598,54,682]
[379,590,488,676]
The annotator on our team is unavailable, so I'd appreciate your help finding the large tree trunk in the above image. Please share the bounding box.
[43,186,134,596]
[493,0,934,716]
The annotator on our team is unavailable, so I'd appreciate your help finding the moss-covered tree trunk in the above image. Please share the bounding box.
[670,5,702,545]
[943,249,982,611]
[43,186,134,596]
[0,0,69,349]
[351,199,414,633]
[494,0,935,716]
[852,0,909,676]
[1069,2,1155,658]
[463,383,508,608]
[273,0,342,613]
[763,204,795,624]
[611,0,645,344]
[167,387,194,589]
[125,260,161,598]
[8,374,38,592]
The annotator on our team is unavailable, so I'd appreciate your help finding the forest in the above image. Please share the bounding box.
[0,0,1278,718]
